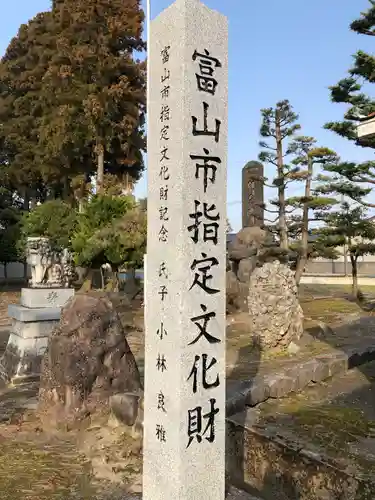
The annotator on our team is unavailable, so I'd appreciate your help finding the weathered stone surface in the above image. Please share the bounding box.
[144,2,228,499]
[8,304,61,322]
[226,341,375,416]
[227,270,240,314]
[242,161,264,229]
[247,381,270,407]
[20,287,74,309]
[226,410,374,500]
[110,392,143,427]
[0,316,58,384]
[265,374,297,399]
[247,260,303,350]
[38,292,141,428]
[228,242,257,262]
[237,258,257,283]
[236,282,250,312]
[236,227,268,247]
[26,237,75,288]
[226,225,293,316]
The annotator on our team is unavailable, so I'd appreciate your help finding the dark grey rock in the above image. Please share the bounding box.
[228,242,256,262]
[38,292,142,429]
[238,258,257,283]
[110,392,141,427]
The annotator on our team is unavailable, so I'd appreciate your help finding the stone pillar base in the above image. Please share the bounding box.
[0,302,65,385]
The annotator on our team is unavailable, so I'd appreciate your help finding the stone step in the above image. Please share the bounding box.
[226,338,375,418]
[113,488,263,500]
[226,409,375,500]
[227,486,264,500]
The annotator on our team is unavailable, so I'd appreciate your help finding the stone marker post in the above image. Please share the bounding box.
[144,0,228,499]
[242,161,264,228]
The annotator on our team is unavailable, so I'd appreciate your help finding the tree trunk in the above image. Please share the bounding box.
[3,263,7,281]
[23,188,30,211]
[275,109,288,251]
[295,156,313,285]
[23,189,30,281]
[350,255,359,298]
[97,144,104,194]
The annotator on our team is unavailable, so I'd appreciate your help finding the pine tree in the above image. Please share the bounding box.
[40,0,146,193]
[259,100,301,251]
[324,1,375,196]
[286,136,338,284]
[317,202,375,298]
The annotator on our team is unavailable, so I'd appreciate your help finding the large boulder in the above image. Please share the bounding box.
[38,292,142,428]
[247,260,304,349]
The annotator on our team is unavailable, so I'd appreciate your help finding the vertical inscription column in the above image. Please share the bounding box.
[144,1,228,499]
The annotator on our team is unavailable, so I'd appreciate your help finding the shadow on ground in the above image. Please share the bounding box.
[226,285,375,499]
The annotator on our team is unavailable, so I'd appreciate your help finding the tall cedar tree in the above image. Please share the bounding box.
[324,1,375,202]
[40,0,146,194]
[259,100,301,250]
[0,13,56,204]
[286,137,338,284]
[317,202,375,298]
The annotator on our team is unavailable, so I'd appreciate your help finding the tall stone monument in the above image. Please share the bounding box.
[242,161,264,228]
[144,1,228,499]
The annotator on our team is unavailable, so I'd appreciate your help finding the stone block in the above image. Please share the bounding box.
[246,380,270,406]
[20,287,74,309]
[11,318,58,339]
[326,352,349,376]
[0,331,49,381]
[286,360,318,390]
[311,358,331,382]
[1,305,60,383]
[8,304,61,323]
[265,374,296,399]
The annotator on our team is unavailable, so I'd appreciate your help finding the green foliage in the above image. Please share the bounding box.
[71,194,143,269]
[286,136,339,217]
[0,0,146,202]
[39,0,146,187]
[317,203,375,258]
[315,160,373,208]
[0,12,55,199]
[258,99,301,250]
[0,187,23,264]
[20,199,77,252]
[325,1,375,151]
[316,202,375,295]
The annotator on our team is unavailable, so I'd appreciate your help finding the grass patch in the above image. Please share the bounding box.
[263,398,375,457]
[300,284,375,300]
[301,297,364,327]
[0,435,95,500]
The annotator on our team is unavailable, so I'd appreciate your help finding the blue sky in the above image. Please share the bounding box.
[1,0,374,231]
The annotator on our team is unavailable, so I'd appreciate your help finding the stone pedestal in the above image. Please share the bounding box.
[0,288,74,384]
